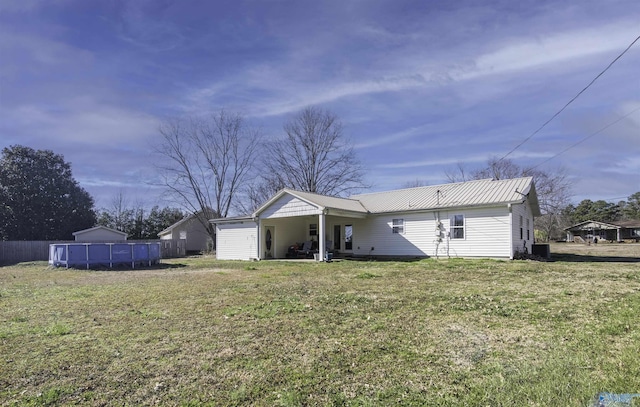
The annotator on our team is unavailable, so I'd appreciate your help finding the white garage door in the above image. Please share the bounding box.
[216,221,258,260]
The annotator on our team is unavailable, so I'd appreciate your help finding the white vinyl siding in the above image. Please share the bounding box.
[216,221,257,260]
[511,202,534,255]
[445,207,511,258]
[348,206,511,258]
[261,195,321,218]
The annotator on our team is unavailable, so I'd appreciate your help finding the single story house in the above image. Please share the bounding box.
[158,212,212,253]
[565,220,640,242]
[73,226,127,242]
[212,177,540,261]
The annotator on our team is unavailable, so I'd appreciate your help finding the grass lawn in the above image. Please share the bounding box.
[1,243,639,406]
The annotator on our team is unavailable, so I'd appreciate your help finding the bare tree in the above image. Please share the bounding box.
[402,178,429,188]
[444,162,471,183]
[261,106,368,198]
[444,157,571,241]
[155,110,260,243]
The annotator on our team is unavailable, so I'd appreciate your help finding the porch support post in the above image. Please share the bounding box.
[318,211,326,261]
[257,217,262,260]
[617,227,621,242]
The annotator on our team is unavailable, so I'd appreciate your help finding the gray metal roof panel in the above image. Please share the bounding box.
[351,177,535,213]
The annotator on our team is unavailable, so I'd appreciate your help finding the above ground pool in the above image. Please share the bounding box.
[49,242,161,269]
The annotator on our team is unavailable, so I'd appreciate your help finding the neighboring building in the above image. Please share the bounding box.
[72,226,127,242]
[158,213,212,253]
[565,220,640,242]
[212,177,540,261]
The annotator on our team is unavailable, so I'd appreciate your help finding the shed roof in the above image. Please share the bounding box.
[158,214,196,236]
[351,177,539,215]
[158,210,215,236]
[565,219,640,231]
[72,225,127,237]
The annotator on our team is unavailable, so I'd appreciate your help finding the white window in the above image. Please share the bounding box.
[392,219,404,234]
[526,218,530,240]
[345,225,353,250]
[451,215,464,239]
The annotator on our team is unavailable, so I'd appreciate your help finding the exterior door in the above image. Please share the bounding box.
[265,226,275,259]
[344,224,353,252]
[333,225,341,251]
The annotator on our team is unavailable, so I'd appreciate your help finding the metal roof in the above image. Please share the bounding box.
[351,177,538,214]
[158,210,214,235]
[249,177,539,219]
[285,189,369,213]
[565,219,640,231]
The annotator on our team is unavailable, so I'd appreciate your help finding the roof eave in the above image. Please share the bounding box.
[210,216,256,224]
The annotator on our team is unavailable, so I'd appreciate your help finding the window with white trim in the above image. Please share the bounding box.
[392,218,404,234]
[526,218,530,240]
[451,214,465,239]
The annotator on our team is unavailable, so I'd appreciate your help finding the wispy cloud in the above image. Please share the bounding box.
[115,1,186,52]
[454,23,639,81]
[2,101,158,147]
[376,150,556,170]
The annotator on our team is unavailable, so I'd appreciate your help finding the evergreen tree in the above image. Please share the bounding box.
[0,145,95,240]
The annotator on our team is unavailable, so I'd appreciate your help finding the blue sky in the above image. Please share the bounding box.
[1,0,639,213]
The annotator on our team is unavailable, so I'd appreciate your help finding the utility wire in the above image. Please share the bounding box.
[527,106,640,170]
[499,33,640,162]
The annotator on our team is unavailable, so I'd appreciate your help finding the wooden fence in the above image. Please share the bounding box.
[0,239,186,265]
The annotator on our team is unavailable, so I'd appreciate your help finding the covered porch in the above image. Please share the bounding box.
[565,220,623,243]
[258,212,365,260]
[254,188,369,261]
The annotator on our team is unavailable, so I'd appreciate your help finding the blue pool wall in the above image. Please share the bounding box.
[49,242,161,269]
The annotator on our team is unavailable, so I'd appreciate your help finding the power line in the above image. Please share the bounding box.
[527,106,640,170]
[499,33,640,162]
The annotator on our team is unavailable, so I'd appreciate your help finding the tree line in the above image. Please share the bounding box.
[562,194,640,225]
[0,146,185,241]
[2,106,638,242]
